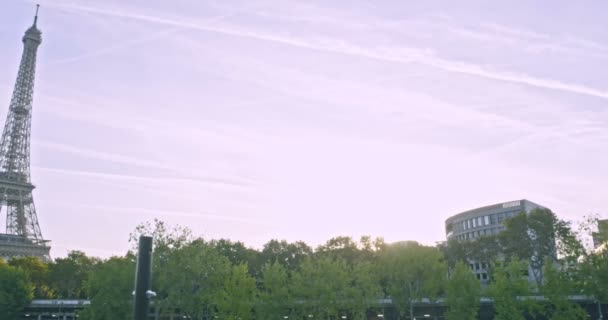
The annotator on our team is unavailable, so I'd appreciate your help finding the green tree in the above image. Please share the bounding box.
[8,256,54,298]
[210,239,261,276]
[379,242,445,320]
[257,262,292,320]
[487,260,531,320]
[156,240,231,319]
[445,261,480,320]
[0,261,33,320]
[129,219,192,254]
[350,260,383,320]
[576,215,608,305]
[129,219,193,309]
[48,250,99,298]
[439,239,470,270]
[260,239,313,272]
[579,246,608,315]
[469,235,500,270]
[291,256,352,320]
[79,256,135,320]
[541,264,587,320]
[316,236,362,265]
[359,236,387,255]
[440,236,500,278]
[499,208,583,288]
[216,264,257,320]
[316,236,386,267]
[129,219,192,278]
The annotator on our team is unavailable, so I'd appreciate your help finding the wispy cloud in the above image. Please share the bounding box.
[181,36,595,143]
[44,27,182,66]
[50,202,276,227]
[34,166,252,189]
[9,0,606,258]
[44,2,608,100]
[420,58,608,98]
[35,140,174,170]
[485,22,608,52]
[477,23,608,59]
[36,0,269,67]
[34,138,261,186]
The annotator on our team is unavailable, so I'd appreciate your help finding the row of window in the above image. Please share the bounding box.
[476,273,488,280]
[465,262,490,281]
[468,266,528,281]
[455,226,506,240]
[470,263,489,281]
[452,209,521,233]
[470,262,489,270]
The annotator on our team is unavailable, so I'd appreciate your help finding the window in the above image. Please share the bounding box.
[475,263,480,270]
[497,213,504,223]
[477,217,483,226]
[482,273,487,280]
[485,216,490,225]
[490,214,497,224]
[472,219,477,228]
[476,274,481,280]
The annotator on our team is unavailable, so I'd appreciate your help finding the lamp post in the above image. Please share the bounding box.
[133,236,155,320]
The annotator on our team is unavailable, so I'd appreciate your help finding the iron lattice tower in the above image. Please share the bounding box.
[0,6,49,259]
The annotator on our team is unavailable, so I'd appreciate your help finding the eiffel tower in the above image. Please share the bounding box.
[0,5,50,261]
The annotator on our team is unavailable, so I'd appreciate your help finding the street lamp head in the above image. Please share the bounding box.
[146,290,157,298]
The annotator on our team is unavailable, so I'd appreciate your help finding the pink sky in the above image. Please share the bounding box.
[1,0,607,258]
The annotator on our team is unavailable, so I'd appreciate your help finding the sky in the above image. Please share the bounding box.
[0,0,607,258]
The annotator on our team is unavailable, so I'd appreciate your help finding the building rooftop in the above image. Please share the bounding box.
[445,199,543,225]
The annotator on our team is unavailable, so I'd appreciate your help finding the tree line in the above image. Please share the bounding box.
[1,208,607,320]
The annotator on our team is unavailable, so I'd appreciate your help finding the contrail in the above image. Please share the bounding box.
[34,166,252,189]
[45,28,182,66]
[45,2,608,100]
[39,0,259,66]
[52,202,276,227]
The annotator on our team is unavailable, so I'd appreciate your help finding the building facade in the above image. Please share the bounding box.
[445,199,544,241]
[444,199,545,282]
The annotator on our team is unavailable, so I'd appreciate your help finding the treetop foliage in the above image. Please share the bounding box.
[2,209,607,320]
